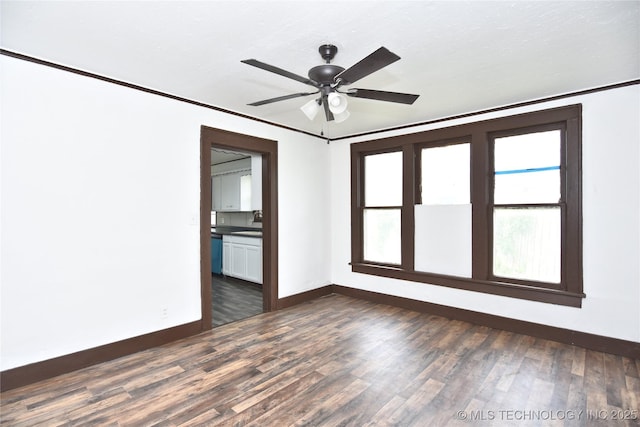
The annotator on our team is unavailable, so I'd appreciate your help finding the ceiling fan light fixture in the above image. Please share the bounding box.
[327,92,348,114]
[333,109,350,123]
[300,98,321,120]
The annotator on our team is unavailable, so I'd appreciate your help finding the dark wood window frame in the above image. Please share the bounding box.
[351,104,584,307]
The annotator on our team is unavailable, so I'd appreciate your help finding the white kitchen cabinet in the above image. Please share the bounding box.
[244,244,262,282]
[222,235,262,284]
[211,155,261,212]
[211,175,222,211]
[251,154,262,210]
[218,171,251,211]
[240,173,252,210]
[222,240,232,275]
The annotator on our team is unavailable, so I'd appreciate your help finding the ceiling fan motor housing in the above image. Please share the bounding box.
[308,44,344,86]
[308,64,345,86]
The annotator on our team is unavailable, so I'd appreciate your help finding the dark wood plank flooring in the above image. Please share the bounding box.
[212,274,262,327]
[2,294,639,426]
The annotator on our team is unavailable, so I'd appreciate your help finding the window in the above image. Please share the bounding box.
[351,105,583,307]
[415,142,472,277]
[491,130,562,284]
[420,143,470,205]
[362,151,402,265]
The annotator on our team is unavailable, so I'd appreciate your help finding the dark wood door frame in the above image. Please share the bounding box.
[200,126,278,330]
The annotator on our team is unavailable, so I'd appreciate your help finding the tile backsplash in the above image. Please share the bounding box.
[213,211,262,228]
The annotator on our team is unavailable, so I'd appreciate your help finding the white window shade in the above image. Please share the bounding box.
[414,204,472,277]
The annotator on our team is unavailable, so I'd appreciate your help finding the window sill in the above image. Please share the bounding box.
[351,263,585,307]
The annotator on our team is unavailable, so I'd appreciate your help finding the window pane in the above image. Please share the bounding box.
[421,143,470,204]
[363,208,401,264]
[494,130,561,204]
[365,152,402,206]
[495,169,560,204]
[493,207,560,283]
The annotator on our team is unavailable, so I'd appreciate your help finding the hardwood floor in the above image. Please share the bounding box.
[211,274,262,327]
[2,294,639,426]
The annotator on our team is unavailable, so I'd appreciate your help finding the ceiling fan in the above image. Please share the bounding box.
[241,44,420,123]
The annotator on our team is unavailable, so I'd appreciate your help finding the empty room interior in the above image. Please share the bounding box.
[1,1,639,425]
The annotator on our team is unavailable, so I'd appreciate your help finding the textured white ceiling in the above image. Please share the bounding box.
[2,1,638,139]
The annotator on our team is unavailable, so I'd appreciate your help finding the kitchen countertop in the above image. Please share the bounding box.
[229,230,263,237]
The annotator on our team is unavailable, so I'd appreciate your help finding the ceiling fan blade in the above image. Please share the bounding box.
[335,47,401,85]
[321,94,334,121]
[247,91,319,106]
[347,89,420,104]
[241,59,318,87]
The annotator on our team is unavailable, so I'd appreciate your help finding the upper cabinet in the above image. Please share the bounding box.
[251,154,262,210]
[212,175,222,211]
[220,171,251,211]
[211,155,262,212]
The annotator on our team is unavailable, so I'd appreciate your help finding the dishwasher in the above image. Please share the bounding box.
[211,233,223,274]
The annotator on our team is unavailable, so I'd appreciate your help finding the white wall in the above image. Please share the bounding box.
[2,54,636,374]
[330,85,640,343]
[0,55,331,370]
[278,135,331,297]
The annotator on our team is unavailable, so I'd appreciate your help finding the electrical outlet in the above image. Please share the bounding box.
[161,307,168,319]
[220,217,225,224]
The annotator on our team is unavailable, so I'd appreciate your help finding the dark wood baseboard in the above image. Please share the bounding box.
[332,284,640,359]
[4,284,638,392]
[0,287,333,392]
[278,284,640,359]
[276,285,333,310]
[0,320,202,392]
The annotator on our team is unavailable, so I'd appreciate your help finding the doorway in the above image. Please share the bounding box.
[200,126,278,332]
[210,147,262,327]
